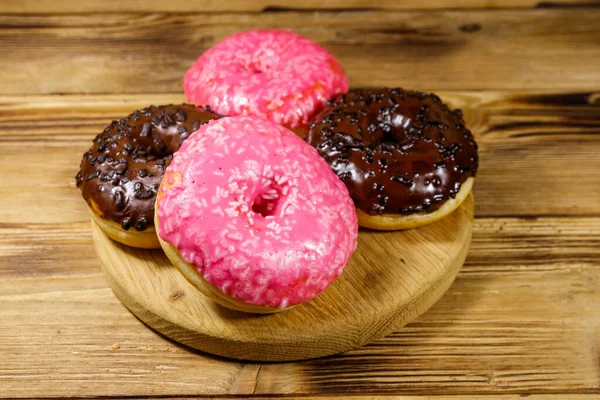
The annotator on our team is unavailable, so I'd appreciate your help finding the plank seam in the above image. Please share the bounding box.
[1,4,600,15]
[3,390,600,399]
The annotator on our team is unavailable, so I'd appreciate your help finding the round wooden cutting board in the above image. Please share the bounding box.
[93,195,474,362]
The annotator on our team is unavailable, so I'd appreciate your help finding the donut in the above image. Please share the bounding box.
[306,88,479,230]
[183,29,348,132]
[155,116,358,313]
[76,104,220,248]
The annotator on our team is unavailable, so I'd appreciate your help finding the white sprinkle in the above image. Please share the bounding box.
[225,207,239,217]
[212,206,224,216]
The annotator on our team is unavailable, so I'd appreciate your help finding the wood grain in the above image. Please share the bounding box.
[93,196,472,361]
[257,218,600,395]
[1,92,599,395]
[0,0,597,13]
[86,397,600,400]
[0,4,599,396]
[0,9,599,94]
[2,216,599,397]
[0,91,598,223]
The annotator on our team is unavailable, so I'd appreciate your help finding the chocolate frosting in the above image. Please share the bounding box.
[306,88,479,215]
[76,104,220,231]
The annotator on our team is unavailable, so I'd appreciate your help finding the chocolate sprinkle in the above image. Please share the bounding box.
[76,104,220,232]
[113,190,125,211]
[306,88,479,215]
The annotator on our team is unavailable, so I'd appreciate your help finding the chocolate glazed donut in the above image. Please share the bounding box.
[76,104,220,247]
[306,88,478,230]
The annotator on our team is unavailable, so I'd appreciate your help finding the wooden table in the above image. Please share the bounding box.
[1,1,599,399]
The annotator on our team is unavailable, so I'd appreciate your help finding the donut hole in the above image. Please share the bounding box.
[376,112,413,146]
[251,181,286,218]
[252,197,277,217]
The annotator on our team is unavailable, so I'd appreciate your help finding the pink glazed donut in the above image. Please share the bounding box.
[183,29,349,130]
[155,116,358,313]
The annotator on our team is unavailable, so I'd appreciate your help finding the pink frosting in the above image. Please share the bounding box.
[156,116,358,309]
[183,29,349,129]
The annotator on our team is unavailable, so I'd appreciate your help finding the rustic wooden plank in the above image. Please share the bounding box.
[254,217,600,394]
[112,397,600,400]
[0,0,595,14]
[1,217,599,397]
[20,397,599,400]
[1,396,598,400]
[0,91,598,220]
[457,91,600,217]
[0,276,260,398]
[125,397,600,400]
[147,397,600,400]
[0,9,599,94]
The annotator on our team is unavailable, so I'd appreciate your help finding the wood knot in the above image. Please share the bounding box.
[460,23,481,33]
[169,291,185,301]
